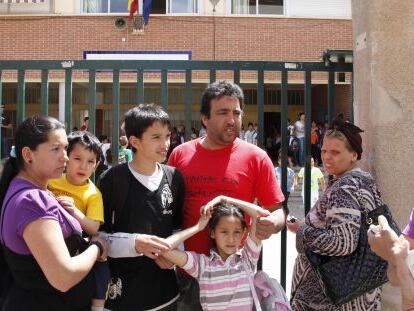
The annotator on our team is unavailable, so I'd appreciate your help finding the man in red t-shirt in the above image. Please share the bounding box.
[167,80,285,309]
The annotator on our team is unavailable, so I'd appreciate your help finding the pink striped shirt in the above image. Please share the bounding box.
[182,236,261,311]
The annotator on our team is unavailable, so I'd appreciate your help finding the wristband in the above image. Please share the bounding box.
[90,240,104,258]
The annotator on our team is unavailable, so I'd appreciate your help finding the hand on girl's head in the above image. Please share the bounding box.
[205,195,226,209]
[198,213,211,229]
[200,204,215,217]
[202,195,228,217]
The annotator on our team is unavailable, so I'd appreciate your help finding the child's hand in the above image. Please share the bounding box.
[197,214,210,230]
[201,195,227,217]
[56,196,76,215]
[135,234,171,259]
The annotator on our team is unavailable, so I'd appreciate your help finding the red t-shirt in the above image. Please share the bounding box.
[168,137,285,254]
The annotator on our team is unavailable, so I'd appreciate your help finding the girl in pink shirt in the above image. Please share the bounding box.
[160,196,269,311]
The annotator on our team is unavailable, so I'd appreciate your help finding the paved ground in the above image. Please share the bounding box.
[262,167,326,298]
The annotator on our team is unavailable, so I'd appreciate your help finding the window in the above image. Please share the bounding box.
[0,0,52,14]
[231,0,283,15]
[110,0,129,13]
[82,0,199,14]
[83,0,128,14]
[244,87,304,106]
[168,0,198,13]
[151,0,166,14]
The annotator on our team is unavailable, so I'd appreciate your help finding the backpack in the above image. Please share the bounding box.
[0,187,32,308]
[253,271,292,311]
[97,163,183,303]
[242,260,292,311]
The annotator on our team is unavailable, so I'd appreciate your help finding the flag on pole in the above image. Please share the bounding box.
[143,0,153,25]
[128,0,138,20]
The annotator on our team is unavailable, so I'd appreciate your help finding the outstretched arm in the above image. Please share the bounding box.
[160,214,210,267]
[160,249,189,268]
[387,237,414,310]
[165,214,209,249]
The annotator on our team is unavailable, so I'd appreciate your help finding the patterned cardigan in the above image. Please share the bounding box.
[291,168,383,311]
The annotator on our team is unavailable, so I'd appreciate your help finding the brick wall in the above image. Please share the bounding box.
[0,15,352,62]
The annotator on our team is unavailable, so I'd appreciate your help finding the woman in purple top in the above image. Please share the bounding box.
[0,115,108,311]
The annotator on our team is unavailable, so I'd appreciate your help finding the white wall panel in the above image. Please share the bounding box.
[287,0,351,18]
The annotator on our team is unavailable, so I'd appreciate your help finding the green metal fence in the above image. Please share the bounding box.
[0,59,353,289]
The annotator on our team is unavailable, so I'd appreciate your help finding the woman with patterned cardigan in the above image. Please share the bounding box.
[287,119,383,310]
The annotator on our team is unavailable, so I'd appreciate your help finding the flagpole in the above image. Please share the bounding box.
[212,2,216,60]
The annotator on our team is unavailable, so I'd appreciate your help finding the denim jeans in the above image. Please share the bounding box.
[1,137,9,158]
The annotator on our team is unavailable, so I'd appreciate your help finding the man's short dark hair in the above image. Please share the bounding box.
[200,80,244,118]
[124,104,170,153]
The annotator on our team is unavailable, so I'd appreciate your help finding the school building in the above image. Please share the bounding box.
[0,0,352,139]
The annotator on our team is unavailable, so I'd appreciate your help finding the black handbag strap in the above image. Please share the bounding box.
[349,170,401,234]
[345,170,379,225]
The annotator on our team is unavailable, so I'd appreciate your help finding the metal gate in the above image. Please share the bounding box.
[0,57,353,288]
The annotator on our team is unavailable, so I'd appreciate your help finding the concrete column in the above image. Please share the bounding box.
[58,82,65,124]
[352,1,414,309]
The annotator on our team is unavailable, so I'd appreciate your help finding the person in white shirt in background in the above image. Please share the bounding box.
[295,113,305,166]
[99,135,111,166]
[239,124,246,140]
[244,122,255,144]
[252,123,258,146]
